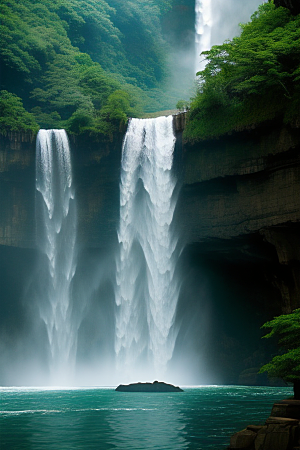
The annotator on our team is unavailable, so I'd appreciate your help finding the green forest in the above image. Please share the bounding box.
[1,0,300,139]
[185,2,300,141]
[0,0,181,138]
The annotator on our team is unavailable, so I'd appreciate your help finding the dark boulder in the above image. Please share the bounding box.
[115,380,183,392]
[228,402,300,450]
[271,400,300,420]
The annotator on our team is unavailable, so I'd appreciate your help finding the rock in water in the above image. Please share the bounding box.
[115,381,183,392]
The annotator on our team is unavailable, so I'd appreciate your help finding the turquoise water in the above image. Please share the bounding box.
[0,385,292,449]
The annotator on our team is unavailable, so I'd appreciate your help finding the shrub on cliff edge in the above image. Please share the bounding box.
[0,91,39,136]
[259,308,300,399]
[185,2,300,142]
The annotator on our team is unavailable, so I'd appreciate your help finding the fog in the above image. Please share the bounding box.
[211,0,267,45]
[167,0,266,103]
[1,0,269,387]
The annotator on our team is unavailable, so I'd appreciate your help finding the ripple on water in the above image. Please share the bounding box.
[0,386,293,450]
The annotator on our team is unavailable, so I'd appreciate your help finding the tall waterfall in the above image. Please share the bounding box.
[115,116,179,380]
[36,129,77,384]
[195,0,212,72]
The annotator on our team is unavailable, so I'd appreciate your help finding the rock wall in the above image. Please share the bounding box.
[0,132,36,248]
[180,121,300,313]
[1,121,299,313]
[0,118,299,384]
[172,119,300,383]
[182,123,300,240]
[0,116,185,250]
[0,132,123,249]
[228,400,300,450]
[71,134,122,249]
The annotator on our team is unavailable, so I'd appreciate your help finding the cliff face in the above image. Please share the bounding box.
[0,119,186,250]
[1,121,299,313]
[0,132,36,248]
[0,118,299,385]
[182,124,300,240]
[173,120,300,384]
[0,132,122,249]
[71,134,122,249]
[180,122,300,313]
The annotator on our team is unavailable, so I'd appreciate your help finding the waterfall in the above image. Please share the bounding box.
[36,129,77,383]
[195,0,212,72]
[115,116,179,380]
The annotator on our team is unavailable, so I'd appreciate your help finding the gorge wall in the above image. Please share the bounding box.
[174,118,300,384]
[0,132,123,250]
[0,116,299,384]
[180,120,300,313]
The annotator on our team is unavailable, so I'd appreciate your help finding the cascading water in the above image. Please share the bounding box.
[195,0,212,72]
[36,129,77,384]
[115,116,179,380]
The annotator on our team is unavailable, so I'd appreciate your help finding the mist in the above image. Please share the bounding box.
[211,0,266,46]
[0,0,269,388]
[166,0,265,104]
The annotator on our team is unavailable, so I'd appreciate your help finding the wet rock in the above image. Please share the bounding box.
[247,425,264,433]
[228,406,300,450]
[262,417,299,450]
[115,381,184,392]
[271,400,300,420]
[254,426,268,450]
[229,428,256,449]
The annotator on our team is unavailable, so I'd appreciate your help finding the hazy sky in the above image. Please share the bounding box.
[211,0,267,45]
[186,0,267,93]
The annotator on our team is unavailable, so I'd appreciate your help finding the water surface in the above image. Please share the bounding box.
[0,385,292,449]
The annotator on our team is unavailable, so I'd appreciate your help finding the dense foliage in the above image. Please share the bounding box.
[0,0,175,136]
[259,309,300,398]
[185,2,300,142]
[0,91,39,135]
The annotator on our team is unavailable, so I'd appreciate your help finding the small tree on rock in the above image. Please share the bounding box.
[259,308,300,399]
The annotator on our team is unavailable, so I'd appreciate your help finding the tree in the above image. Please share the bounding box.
[274,0,300,15]
[0,0,177,133]
[30,54,94,120]
[92,90,134,137]
[78,65,119,110]
[185,3,300,142]
[176,99,189,111]
[259,309,300,399]
[0,90,39,135]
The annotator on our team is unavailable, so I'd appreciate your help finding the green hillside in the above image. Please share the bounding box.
[0,0,180,137]
[185,2,300,142]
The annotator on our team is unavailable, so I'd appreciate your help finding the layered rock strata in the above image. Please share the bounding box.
[0,118,299,384]
[180,122,300,313]
[228,400,300,450]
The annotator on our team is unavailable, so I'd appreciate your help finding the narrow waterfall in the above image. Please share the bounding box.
[115,116,179,380]
[195,0,212,72]
[36,129,77,383]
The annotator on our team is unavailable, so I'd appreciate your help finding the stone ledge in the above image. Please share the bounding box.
[271,401,300,420]
[228,401,300,450]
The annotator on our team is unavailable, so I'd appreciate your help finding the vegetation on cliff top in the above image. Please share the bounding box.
[0,0,176,137]
[0,91,39,136]
[260,309,300,399]
[185,2,300,142]
[2,1,300,139]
